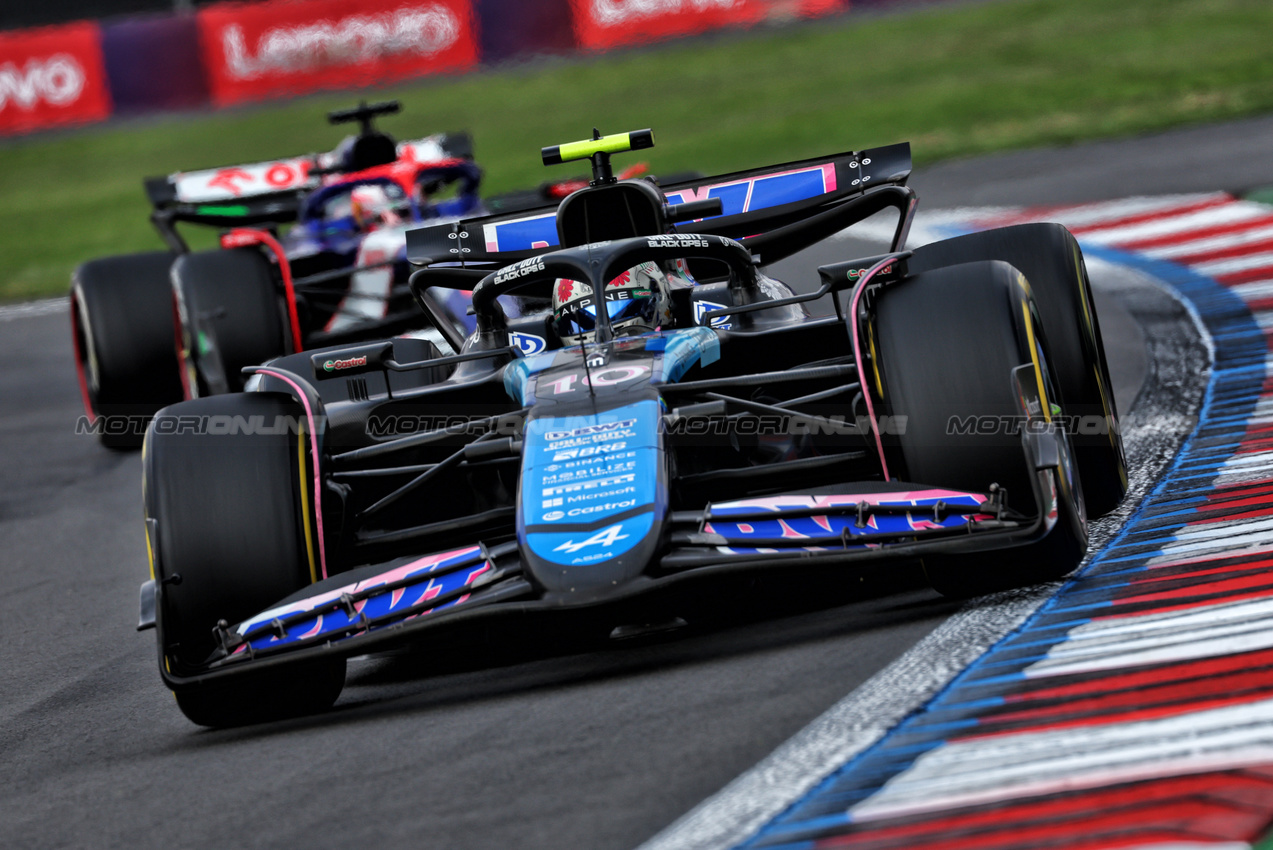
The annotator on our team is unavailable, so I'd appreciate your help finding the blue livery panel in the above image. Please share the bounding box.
[520,400,662,568]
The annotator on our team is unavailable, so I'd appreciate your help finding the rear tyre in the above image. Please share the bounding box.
[70,251,183,449]
[873,261,1087,597]
[910,223,1127,516]
[172,248,287,398]
[144,392,342,726]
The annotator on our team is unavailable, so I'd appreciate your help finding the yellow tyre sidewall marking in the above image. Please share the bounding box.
[298,422,318,586]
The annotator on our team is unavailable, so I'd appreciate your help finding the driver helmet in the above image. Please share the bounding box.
[552,261,676,345]
[349,183,403,230]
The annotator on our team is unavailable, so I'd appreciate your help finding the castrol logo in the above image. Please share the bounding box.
[323,355,368,372]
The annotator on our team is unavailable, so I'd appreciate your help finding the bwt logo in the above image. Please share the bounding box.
[0,56,85,112]
[222,6,461,79]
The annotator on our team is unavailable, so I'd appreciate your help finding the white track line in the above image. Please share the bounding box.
[0,297,66,322]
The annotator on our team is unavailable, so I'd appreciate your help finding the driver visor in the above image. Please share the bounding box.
[559,295,654,337]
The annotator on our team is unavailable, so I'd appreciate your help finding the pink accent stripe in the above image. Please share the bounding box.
[714,489,986,511]
[255,368,328,581]
[778,519,806,539]
[821,162,837,193]
[848,256,898,479]
[298,615,324,640]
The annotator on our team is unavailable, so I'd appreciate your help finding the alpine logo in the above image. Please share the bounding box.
[552,523,630,554]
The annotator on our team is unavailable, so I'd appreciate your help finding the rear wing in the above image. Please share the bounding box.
[144,133,474,233]
[406,142,911,267]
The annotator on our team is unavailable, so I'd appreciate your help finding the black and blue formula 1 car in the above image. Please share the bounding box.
[139,129,1127,727]
[71,100,491,449]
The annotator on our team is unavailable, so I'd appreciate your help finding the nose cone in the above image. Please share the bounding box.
[518,398,666,598]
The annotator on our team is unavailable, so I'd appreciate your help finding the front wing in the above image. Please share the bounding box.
[146,425,1067,692]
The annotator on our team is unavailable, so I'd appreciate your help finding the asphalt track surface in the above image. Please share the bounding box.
[3,114,1273,850]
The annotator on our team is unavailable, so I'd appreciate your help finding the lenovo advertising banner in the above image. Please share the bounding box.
[0,22,113,135]
[197,0,480,107]
[570,0,848,52]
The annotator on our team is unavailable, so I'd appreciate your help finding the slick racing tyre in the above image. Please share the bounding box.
[910,223,1127,517]
[70,251,184,449]
[873,261,1087,598]
[144,392,343,727]
[172,248,287,398]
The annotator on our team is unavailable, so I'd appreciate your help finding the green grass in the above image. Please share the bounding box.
[4,0,1273,301]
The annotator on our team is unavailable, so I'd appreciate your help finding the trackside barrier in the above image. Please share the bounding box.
[195,0,481,108]
[569,0,846,52]
[0,0,853,135]
[0,21,113,134]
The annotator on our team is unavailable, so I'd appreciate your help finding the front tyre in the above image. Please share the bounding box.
[144,392,341,726]
[873,261,1087,597]
[911,223,1127,516]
